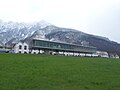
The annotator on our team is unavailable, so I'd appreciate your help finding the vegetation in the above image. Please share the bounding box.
[0,54,120,90]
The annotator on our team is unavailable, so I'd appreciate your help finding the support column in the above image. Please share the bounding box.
[63,51,65,56]
[39,49,41,54]
[73,52,75,56]
[44,49,49,54]
[56,50,59,55]
[91,54,92,57]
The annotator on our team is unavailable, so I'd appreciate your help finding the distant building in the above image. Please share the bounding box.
[13,42,29,53]
[2,39,120,58]
[5,39,97,56]
[29,39,97,55]
[95,51,109,57]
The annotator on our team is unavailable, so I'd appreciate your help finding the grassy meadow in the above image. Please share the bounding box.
[0,53,120,90]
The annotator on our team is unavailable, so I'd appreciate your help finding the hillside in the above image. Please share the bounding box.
[46,31,120,57]
[0,20,120,57]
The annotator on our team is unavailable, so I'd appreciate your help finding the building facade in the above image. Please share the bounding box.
[14,42,29,53]
[12,39,97,56]
[30,39,97,54]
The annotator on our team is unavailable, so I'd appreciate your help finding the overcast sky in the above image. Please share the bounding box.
[0,0,120,42]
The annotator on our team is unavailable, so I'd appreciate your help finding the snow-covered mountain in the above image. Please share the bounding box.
[0,20,109,44]
[0,20,81,44]
[0,20,51,44]
[1,20,120,57]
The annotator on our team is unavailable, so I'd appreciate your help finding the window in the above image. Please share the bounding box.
[19,45,22,49]
[24,46,27,50]
[19,51,21,53]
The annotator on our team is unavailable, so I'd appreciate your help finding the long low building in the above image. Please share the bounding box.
[5,39,97,55]
[29,39,97,54]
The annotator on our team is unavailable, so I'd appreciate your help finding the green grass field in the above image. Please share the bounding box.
[0,54,120,90]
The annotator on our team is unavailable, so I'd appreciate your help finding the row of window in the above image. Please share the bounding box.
[33,40,96,52]
[19,45,28,50]
[34,41,73,49]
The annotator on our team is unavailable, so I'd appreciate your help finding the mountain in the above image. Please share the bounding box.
[24,25,79,43]
[0,20,120,57]
[46,31,120,57]
[0,20,51,44]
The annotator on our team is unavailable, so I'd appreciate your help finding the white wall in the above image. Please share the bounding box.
[96,51,109,57]
[14,42,29,53]
[31,50,39,54]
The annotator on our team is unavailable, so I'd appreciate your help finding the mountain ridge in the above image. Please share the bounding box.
[0,20,120,57]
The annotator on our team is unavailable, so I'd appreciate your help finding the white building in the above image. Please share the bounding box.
[31,49,39,54]
[95,51,109,57]
[13,42,29,53]
[8,39,97,56]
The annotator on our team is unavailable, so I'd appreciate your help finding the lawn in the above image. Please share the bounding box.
[0,53,120,90]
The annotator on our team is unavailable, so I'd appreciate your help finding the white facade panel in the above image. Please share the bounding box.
[14,42,29,53]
